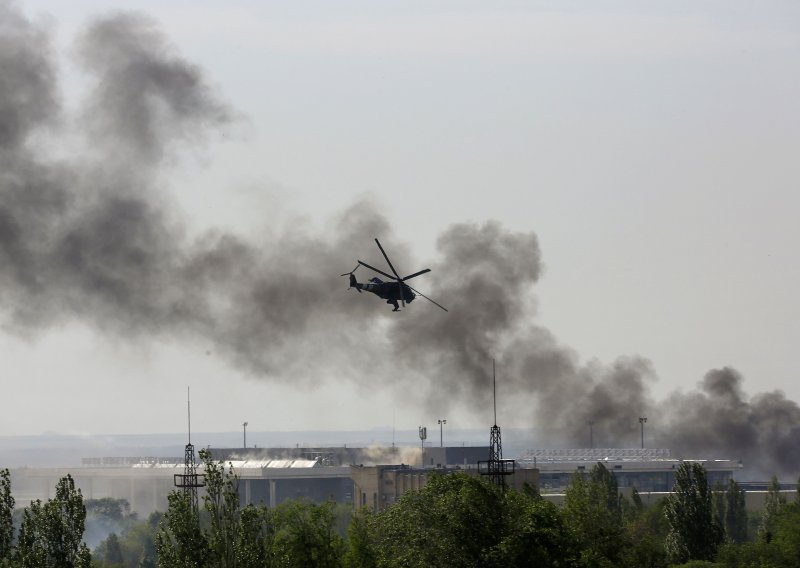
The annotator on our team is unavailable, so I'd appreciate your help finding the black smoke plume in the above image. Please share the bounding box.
[1,4,797,477]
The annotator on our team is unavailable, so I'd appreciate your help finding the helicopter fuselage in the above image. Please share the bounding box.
[350,274,415,310]
[363,277,416,303]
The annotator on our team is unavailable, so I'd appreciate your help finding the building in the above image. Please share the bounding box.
[9,445,747,516]
[350,464,540,513]
[11,456,352,516]
[518,448,741,492]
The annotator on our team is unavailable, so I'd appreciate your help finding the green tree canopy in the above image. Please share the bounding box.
[364,471,575,568]
[759,475,787,543]
[664,462,724,564]
[562,463,626,566]
[15,474,91,568]
[0,469,13,563]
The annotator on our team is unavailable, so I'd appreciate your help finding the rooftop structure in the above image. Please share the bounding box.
[518,448,741,492]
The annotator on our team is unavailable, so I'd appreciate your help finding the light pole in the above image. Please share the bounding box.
[639,417,647,449]
[243,421,248,449]
[438,419,447,447]
[418,426,427,466]
[589,421,594,449]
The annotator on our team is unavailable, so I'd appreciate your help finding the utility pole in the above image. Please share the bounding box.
[243,421,248,449]
[438,419,447,447]
[639,417,647,449]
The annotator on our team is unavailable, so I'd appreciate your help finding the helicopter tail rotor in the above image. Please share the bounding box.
[341,265,362,292]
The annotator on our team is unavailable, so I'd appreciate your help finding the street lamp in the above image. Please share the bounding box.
[418,426,427,466]
[437,419,447,447]
[639,417,647,449]
[243,421,248,449]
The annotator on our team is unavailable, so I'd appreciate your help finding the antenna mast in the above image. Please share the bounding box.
[493,359,497,426]
[479,359,515,489]
[174,386,204,514]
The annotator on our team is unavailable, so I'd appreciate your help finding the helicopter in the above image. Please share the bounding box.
[341,238,448,312]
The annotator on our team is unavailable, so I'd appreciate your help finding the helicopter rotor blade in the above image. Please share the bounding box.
[374,238,402,281]
[407,285,448,312]
[340,264,360,277]
[401,268,431,282]
[357,260,396,282]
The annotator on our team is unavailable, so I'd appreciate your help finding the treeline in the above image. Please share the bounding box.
[2,455,800,567]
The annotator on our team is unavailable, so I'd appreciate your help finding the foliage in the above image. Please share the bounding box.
[84,498,138,552]
[343,508,375,568]
[494,488,577,567]
[758,476,786,543]
[715,501,800,567]
[235,504,274,568]
[712,481,725,534]
[367,472,501,567]
[271,499,344,568]
[622,497,669,568]
[153,489,208,567]
[723,479,747,544]
[770,502,800,566]
[100,533,124,566]
[715,539,785,568]
[15,474,92,567]
[664,462,724,564]
[0,469,13,563]
[152,449,344,567]
[562,463,626,566]
[92,512,160,568]
[201,450,241,566]
[363,471,575,568]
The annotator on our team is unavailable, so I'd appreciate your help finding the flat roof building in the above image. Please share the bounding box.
[518,448,741,492]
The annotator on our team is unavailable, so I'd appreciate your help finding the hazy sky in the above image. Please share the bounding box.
[3,0,799,442]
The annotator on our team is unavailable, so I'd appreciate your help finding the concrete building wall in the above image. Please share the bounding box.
[350,465,539,513]
[9,466,353,516]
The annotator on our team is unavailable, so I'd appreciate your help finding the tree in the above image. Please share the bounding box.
[0,469,13,563]
[367,472,503,567]
[271,499,344,568]
[200,450,241,567]
[712,481,725,535]
[771,501,800,565]
[153,490,207,567]
[235,505,274,568]
[343,508,376,568]
[621,497,669,568]
[495,489,577,567]
[562,463,626,566]
[84,498,138,553]
[365,471,575,568]
[759,475,786,543]
[15,474,92,567]
[723,479,747,543]
[154,449,282,568]
[102,532,125,566]
[664,462,724,564]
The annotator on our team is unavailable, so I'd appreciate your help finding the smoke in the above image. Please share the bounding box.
[1,5,798,477]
